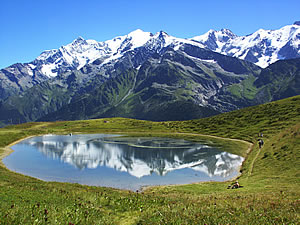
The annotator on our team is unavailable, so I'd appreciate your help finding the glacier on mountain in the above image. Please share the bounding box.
[31,29,206,78]
[33,22,299,79]
[4,23,298,80]
[191,23,300,68]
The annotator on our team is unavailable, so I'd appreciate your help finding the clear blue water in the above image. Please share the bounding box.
[3,134,244,191]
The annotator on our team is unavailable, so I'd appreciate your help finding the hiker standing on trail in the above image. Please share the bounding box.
[258,139,264,149]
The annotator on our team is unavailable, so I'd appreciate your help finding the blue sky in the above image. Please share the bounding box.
[0,0,299,68]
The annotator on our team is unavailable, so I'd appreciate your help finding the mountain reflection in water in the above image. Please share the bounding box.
[25,134,244,179]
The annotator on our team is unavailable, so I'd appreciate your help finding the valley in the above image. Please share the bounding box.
[0,96,299,224]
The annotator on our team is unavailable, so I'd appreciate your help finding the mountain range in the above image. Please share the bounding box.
[191,21,300,68]
[0,22,299,126]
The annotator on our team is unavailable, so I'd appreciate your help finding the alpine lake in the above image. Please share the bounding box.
[3,134,244,191]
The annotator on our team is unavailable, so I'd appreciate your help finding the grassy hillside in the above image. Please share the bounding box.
[0,96,299,224]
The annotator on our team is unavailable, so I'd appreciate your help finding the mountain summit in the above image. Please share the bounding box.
[191,23,300,68]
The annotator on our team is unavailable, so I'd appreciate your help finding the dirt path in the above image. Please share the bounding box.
[247,144,261,177]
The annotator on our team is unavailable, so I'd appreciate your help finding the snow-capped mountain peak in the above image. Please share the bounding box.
[127,28,152,38]
[190,28,237,52]
[220,28,235,35]
[102,29,153,54]
[191,23,300,68]
[35,36,108,77]
[5,22,300,79]
[116,29,153,50]
[71,36,86,45]
[36,48,59,60]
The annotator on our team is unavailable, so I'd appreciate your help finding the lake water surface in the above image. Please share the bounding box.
[4,134,244,190]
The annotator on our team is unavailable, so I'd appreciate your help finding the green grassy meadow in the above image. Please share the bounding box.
[0,96,299,224]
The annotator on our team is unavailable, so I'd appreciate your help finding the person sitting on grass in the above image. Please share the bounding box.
[227,181,240,189]
[232,181,240,189]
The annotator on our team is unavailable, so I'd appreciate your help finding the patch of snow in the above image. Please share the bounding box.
[27,68,33,76]
[28,64,36,70]
[199,59,217,64]
[41,64,58,77]
[174,44,181,51]
[26,64,36,76]
[184,54,218,65]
